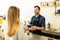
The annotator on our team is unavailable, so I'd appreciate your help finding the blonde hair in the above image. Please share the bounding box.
[7,6,20,37]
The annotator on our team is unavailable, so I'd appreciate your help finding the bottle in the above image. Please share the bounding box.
[48,22,51,31]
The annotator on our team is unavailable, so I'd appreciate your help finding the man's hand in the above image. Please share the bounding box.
[24,25,29,32]
[31,26,44,31]
[37,27,44,31]
[31,26,37,30]
[39,27,44,31]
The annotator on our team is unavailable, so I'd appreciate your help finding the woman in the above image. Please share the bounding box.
[7,6,28,40]
[1,6,29,40]
[6,6,21,40]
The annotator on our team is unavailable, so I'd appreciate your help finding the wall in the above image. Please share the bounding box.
[0,0,60,30]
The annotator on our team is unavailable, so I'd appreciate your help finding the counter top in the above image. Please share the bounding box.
[41,30,60,39]
[28,27,60,39]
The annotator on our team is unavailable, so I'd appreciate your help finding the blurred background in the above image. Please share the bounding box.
[0,0,60,40]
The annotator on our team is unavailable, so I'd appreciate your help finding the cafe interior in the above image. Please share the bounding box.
[0,0,60,40]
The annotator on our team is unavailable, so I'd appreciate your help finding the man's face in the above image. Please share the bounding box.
[34,7,40,15]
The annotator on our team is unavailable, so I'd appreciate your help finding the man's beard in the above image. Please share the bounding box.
[35,12,39,15]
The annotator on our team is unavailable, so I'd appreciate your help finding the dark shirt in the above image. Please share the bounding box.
[29,14,45,35]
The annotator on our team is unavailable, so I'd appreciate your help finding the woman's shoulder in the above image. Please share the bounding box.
[13,22,24,40]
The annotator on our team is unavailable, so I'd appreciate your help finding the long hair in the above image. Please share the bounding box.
[7,6,20,37]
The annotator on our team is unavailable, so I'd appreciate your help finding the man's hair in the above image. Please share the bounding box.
[34,6,40,10]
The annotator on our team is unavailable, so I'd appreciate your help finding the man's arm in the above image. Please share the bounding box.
[38,17,45,30]
[31,17,45,31]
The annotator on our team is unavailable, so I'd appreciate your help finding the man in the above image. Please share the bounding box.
[24,6,45,40]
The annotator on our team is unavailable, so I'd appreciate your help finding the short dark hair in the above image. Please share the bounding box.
[34,6,40,10]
